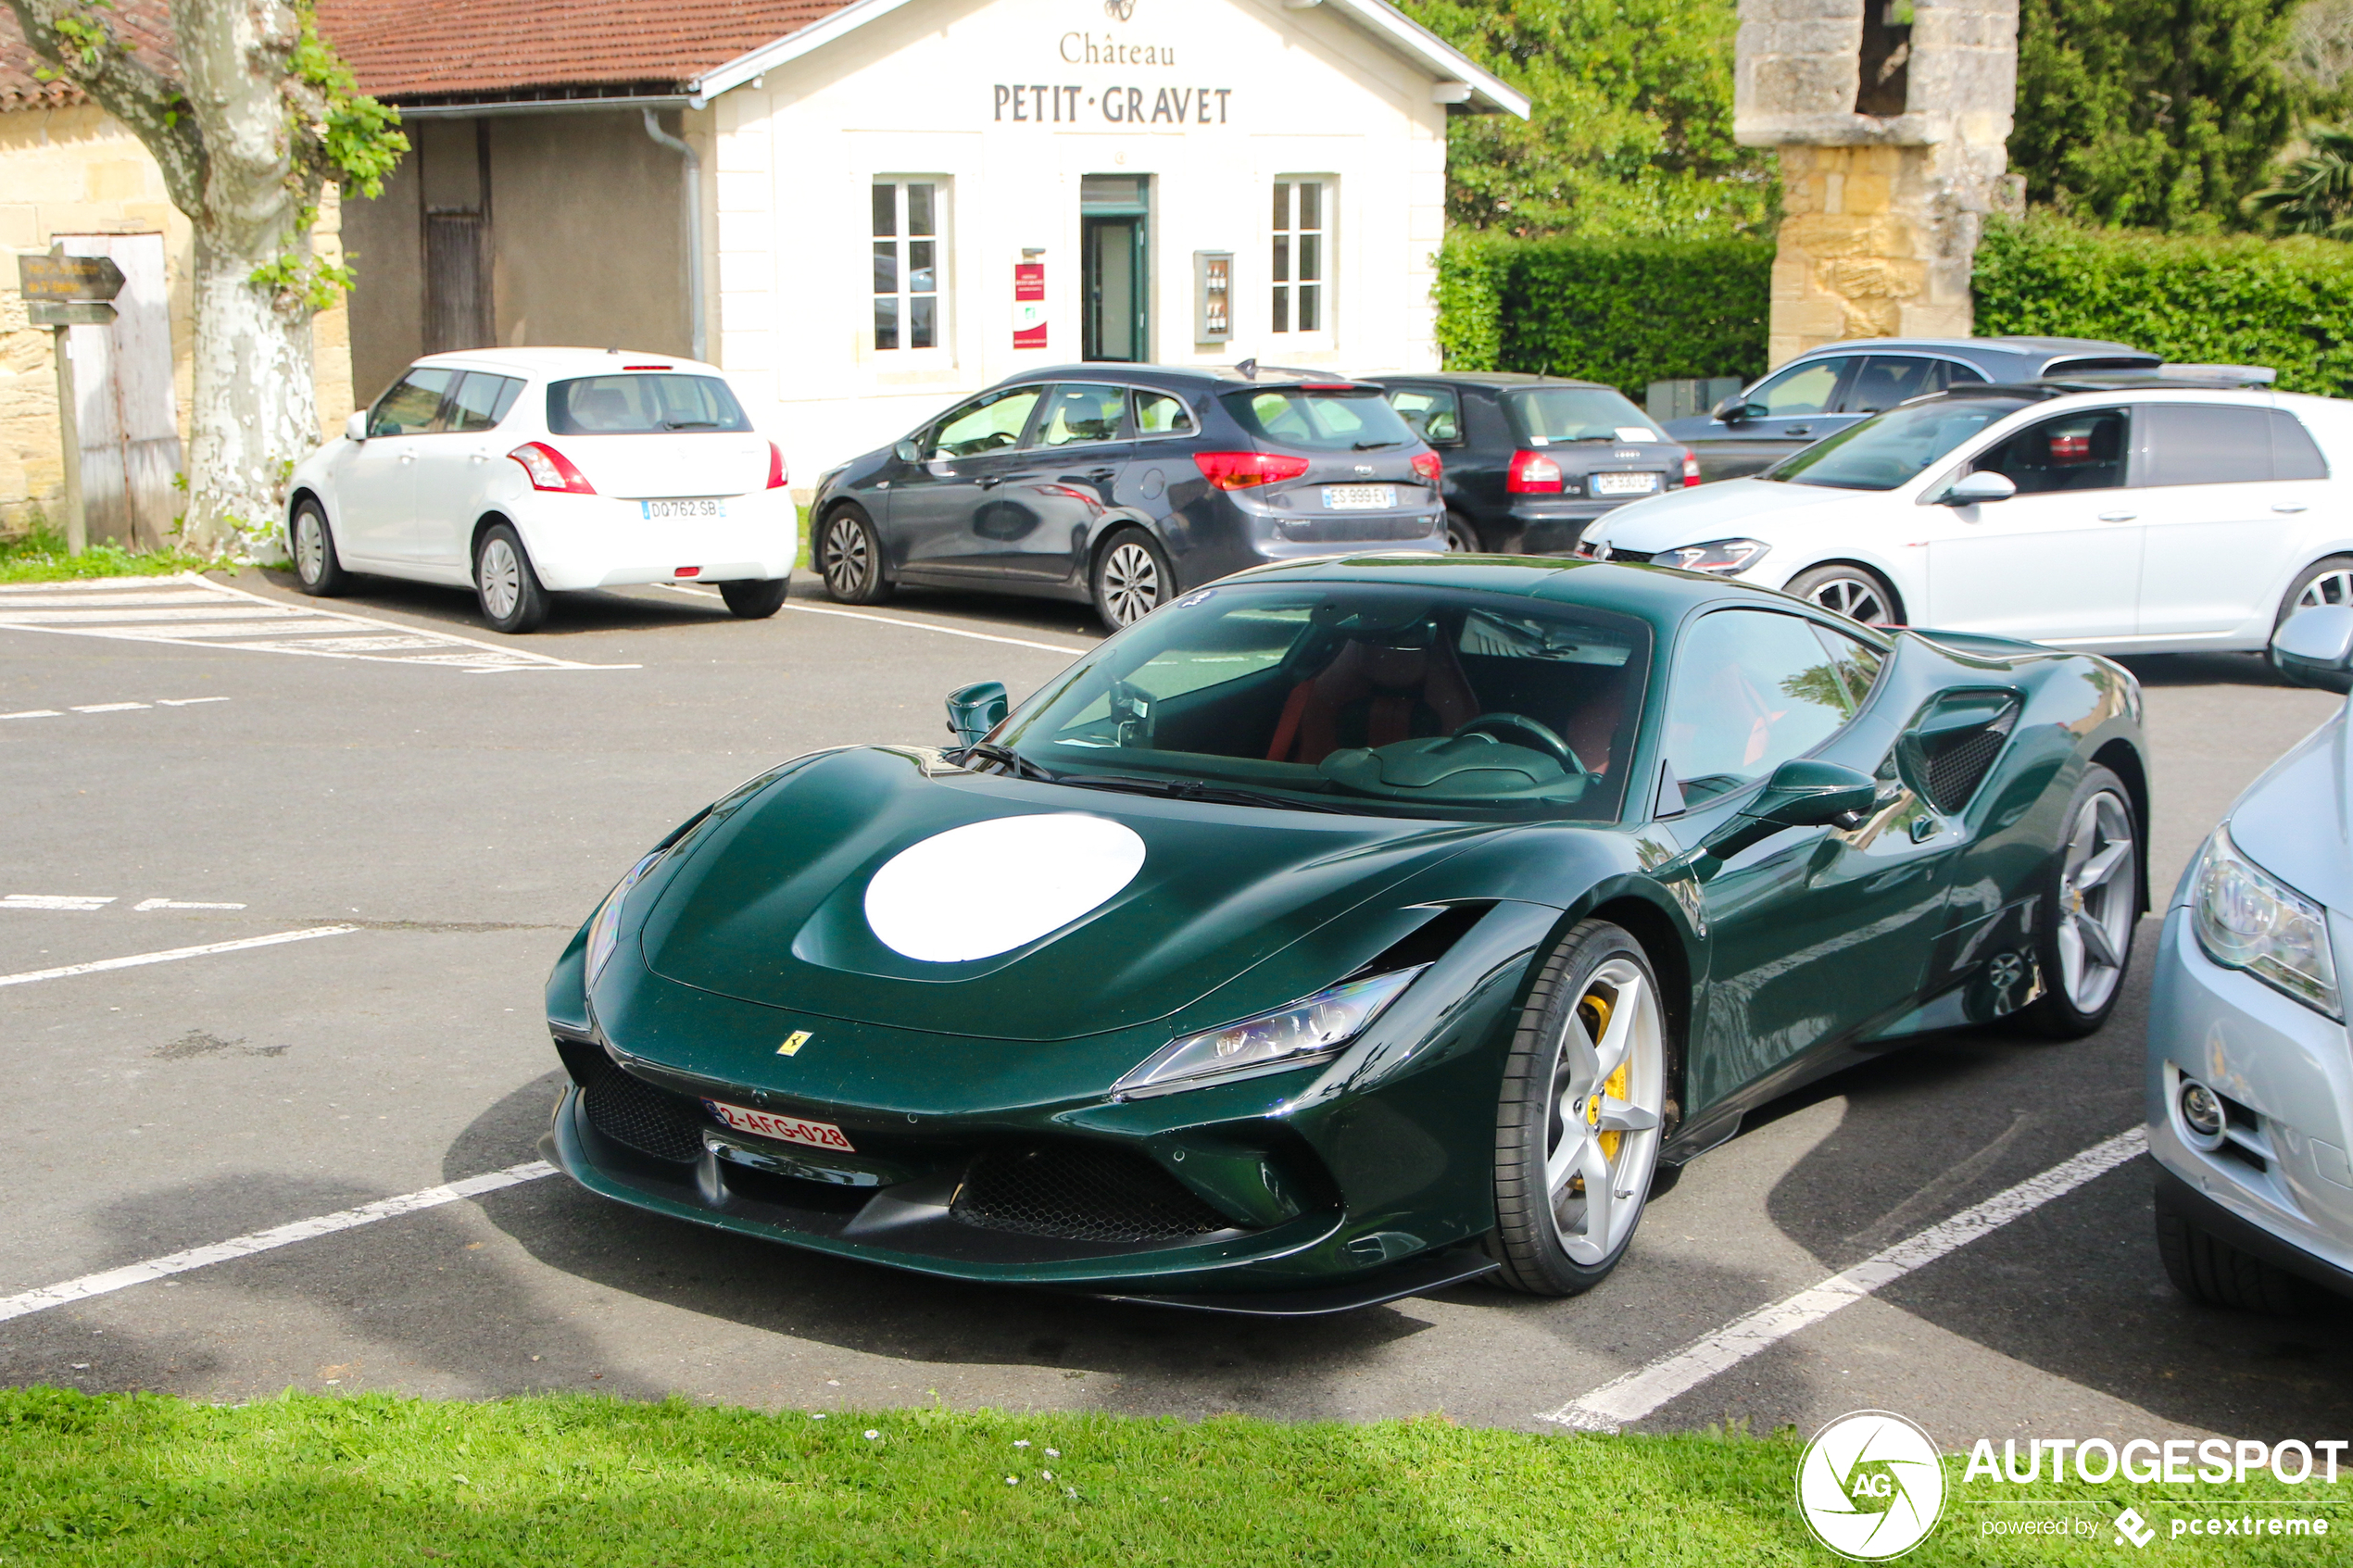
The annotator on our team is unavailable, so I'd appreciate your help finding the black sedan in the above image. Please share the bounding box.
[1369,372,1698,558]
[1663,334,2158,482]
[808,366,1446,630]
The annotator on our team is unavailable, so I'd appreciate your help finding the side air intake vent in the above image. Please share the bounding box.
[952,1143,1239,1243]
[1906,692,2021,814]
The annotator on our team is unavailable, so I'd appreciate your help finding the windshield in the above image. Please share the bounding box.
[1505,387,1665,445]
[1760,396,2030,490]
[996,582,1651,821]
[546,374,751,435]
[1221,388,1418,451]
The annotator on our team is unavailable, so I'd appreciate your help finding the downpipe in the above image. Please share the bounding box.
[641,108,708,362]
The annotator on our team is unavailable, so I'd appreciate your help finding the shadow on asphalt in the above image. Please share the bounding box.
[2114,650,2288,689]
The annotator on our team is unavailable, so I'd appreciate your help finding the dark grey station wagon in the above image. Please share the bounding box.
[807,365,1447,629]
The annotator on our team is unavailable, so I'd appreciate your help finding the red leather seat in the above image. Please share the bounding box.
[1265,638,1479,765]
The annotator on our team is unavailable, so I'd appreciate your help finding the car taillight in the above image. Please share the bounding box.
[1194,452,1312,490]
[1412,451,1442,485]
[508,442,596,495]
[766,442,788,490]
[1506,450,1565,495]
[1680,449,1701,487]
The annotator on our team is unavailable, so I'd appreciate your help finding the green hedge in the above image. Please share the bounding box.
[1974,216,2353,395]
[1434,235,1773,395]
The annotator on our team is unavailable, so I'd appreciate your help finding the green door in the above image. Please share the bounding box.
[1081,175,1149,363]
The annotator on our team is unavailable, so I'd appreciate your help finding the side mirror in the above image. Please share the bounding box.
[1711,394,1748,424]
[345,410,369,444]
[2271,606,2353,694]
[1695,759,1879,865]
[944,680,1009,749]
[894,438,922,463]
[1941,471,2016,507]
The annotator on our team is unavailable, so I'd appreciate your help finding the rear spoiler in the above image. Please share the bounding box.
[2154,363,2277,385]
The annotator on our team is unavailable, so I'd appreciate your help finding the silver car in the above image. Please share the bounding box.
[2148,605,2353,1308]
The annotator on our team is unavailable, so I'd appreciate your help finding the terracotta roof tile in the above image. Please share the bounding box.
[1,0,177,113]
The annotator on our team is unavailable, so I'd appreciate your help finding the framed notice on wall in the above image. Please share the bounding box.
[1194,251,1232,344]
[1014,259,1048,350]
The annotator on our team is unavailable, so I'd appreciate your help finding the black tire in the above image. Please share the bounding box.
[2013,762,2138,1039]
[1783,562,1901,627]
[818,505,892,604]
[2155,1184,2307,1313]
[473,521,549,634]
[289,498,350,596]
[1444,512,1485,554]
[1484,920,1674,1298]
[2276,554,2353,630]
[720,577,790,619]
[1091,527,1175,631]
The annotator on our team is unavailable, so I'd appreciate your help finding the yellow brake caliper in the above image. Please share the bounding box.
[1579,988,1628,1165]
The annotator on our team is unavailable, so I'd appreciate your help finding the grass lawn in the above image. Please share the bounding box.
[0,522,217,584]
[0,1388,2336,1565]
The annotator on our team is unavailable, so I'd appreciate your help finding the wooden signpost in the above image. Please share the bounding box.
[17,248,126,556]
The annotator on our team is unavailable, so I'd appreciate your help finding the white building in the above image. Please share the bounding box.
[324,0,1525,491]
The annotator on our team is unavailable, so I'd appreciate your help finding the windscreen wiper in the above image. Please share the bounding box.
[1353,440,1403,450]
[663,420,721,431]
[957,743,1059,783]
[1062,773,1347,813]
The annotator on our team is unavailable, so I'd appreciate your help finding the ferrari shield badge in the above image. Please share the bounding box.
[776,1030,812,1057]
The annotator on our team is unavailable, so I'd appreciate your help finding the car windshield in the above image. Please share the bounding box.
[1505,387,1665,445]
[1221,388,1418,451]
[546,374,751,434]
[995,581,1651,821]
[1760,395,2031,490]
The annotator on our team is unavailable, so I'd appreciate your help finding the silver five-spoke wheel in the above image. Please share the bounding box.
[824,513,872,598]
[1542,958,1666,1266]
[1099,540,1164,626]
[478,536,522,622]
[2055,788,2134,1016]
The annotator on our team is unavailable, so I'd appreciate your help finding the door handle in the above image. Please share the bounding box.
[977,475,1008,490]
[1786,425,1811,436]
[1085,468,1117,482]
[397,452,416,465]
[2274,503,2309,514]
[2097,510,2136,521]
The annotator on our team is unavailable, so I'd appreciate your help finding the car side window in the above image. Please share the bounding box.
[1840,356,1969,415]
[1810,622,1887,710]
[1662,609,1857,806]
[925,387,1041,459]
[1746,358,1851,420]
[2271,409,2331,480]
[2139,403,2277,486]
[444,372,521,433]
[1387,385,1462,444]
[1970,407,2129,495]
[369,368,455,437]
[1133,390,1196,438]
[1034,383,1127,447]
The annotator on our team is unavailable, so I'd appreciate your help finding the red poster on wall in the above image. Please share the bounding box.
[1013,261,1047,350]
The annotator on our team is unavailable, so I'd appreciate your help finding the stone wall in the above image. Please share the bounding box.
[0,104,354,540]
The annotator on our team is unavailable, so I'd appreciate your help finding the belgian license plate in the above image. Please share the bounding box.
[1593,472,1659,497]
[702,1098,856,1153]
[640,497,728,520]
[1323,484,1397,510]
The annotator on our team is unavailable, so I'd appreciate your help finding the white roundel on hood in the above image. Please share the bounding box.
[863,813,1148,963]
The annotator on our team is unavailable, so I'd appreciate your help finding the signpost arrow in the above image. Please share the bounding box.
[17,252,125,302]
[27,300,117,328]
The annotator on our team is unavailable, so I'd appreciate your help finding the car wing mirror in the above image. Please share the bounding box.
[345,410,369,443]
[894,438,922,463]
[1711,394,1749,424]
[2271,605,2353,694]
[1941,471,2016,506]
[1680,759,1879,872]
[944,680,1009,749]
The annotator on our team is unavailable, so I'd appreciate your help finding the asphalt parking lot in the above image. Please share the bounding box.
[4,566,2349,1447]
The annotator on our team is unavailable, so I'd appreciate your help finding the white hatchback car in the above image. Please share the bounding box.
[1576,378,2353,654]
[285,348,797,633]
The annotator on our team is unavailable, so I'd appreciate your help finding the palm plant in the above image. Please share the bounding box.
[2247,127,2353,236]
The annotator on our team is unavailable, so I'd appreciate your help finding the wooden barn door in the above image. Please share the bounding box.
[59,232,180,551]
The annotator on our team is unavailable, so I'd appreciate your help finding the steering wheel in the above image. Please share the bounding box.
[1456,711,1585,772]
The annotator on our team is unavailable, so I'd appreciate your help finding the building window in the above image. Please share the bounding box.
[1271,179,1328,334]
[873,180,945,351]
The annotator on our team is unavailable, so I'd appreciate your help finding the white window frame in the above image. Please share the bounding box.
[1270,176,1334,345]
[870,176,950,359]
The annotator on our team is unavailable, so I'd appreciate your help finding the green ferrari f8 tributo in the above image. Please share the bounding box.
[544,555,2148,1313]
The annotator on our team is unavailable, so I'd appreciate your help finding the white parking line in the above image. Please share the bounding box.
[652,581,1091,656]
[2,894,116,911]
[132,897,248,911]
[0,1160,557,1325]
[1541,1127,2149,1432]
[0,925,359,989]
[0,574,637,674]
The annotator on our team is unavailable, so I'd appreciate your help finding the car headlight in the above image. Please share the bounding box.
[586,850,666,987]
[1112,967,1427,1099]
[1660,538,1770,575]
[2192,826,2340,1019]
